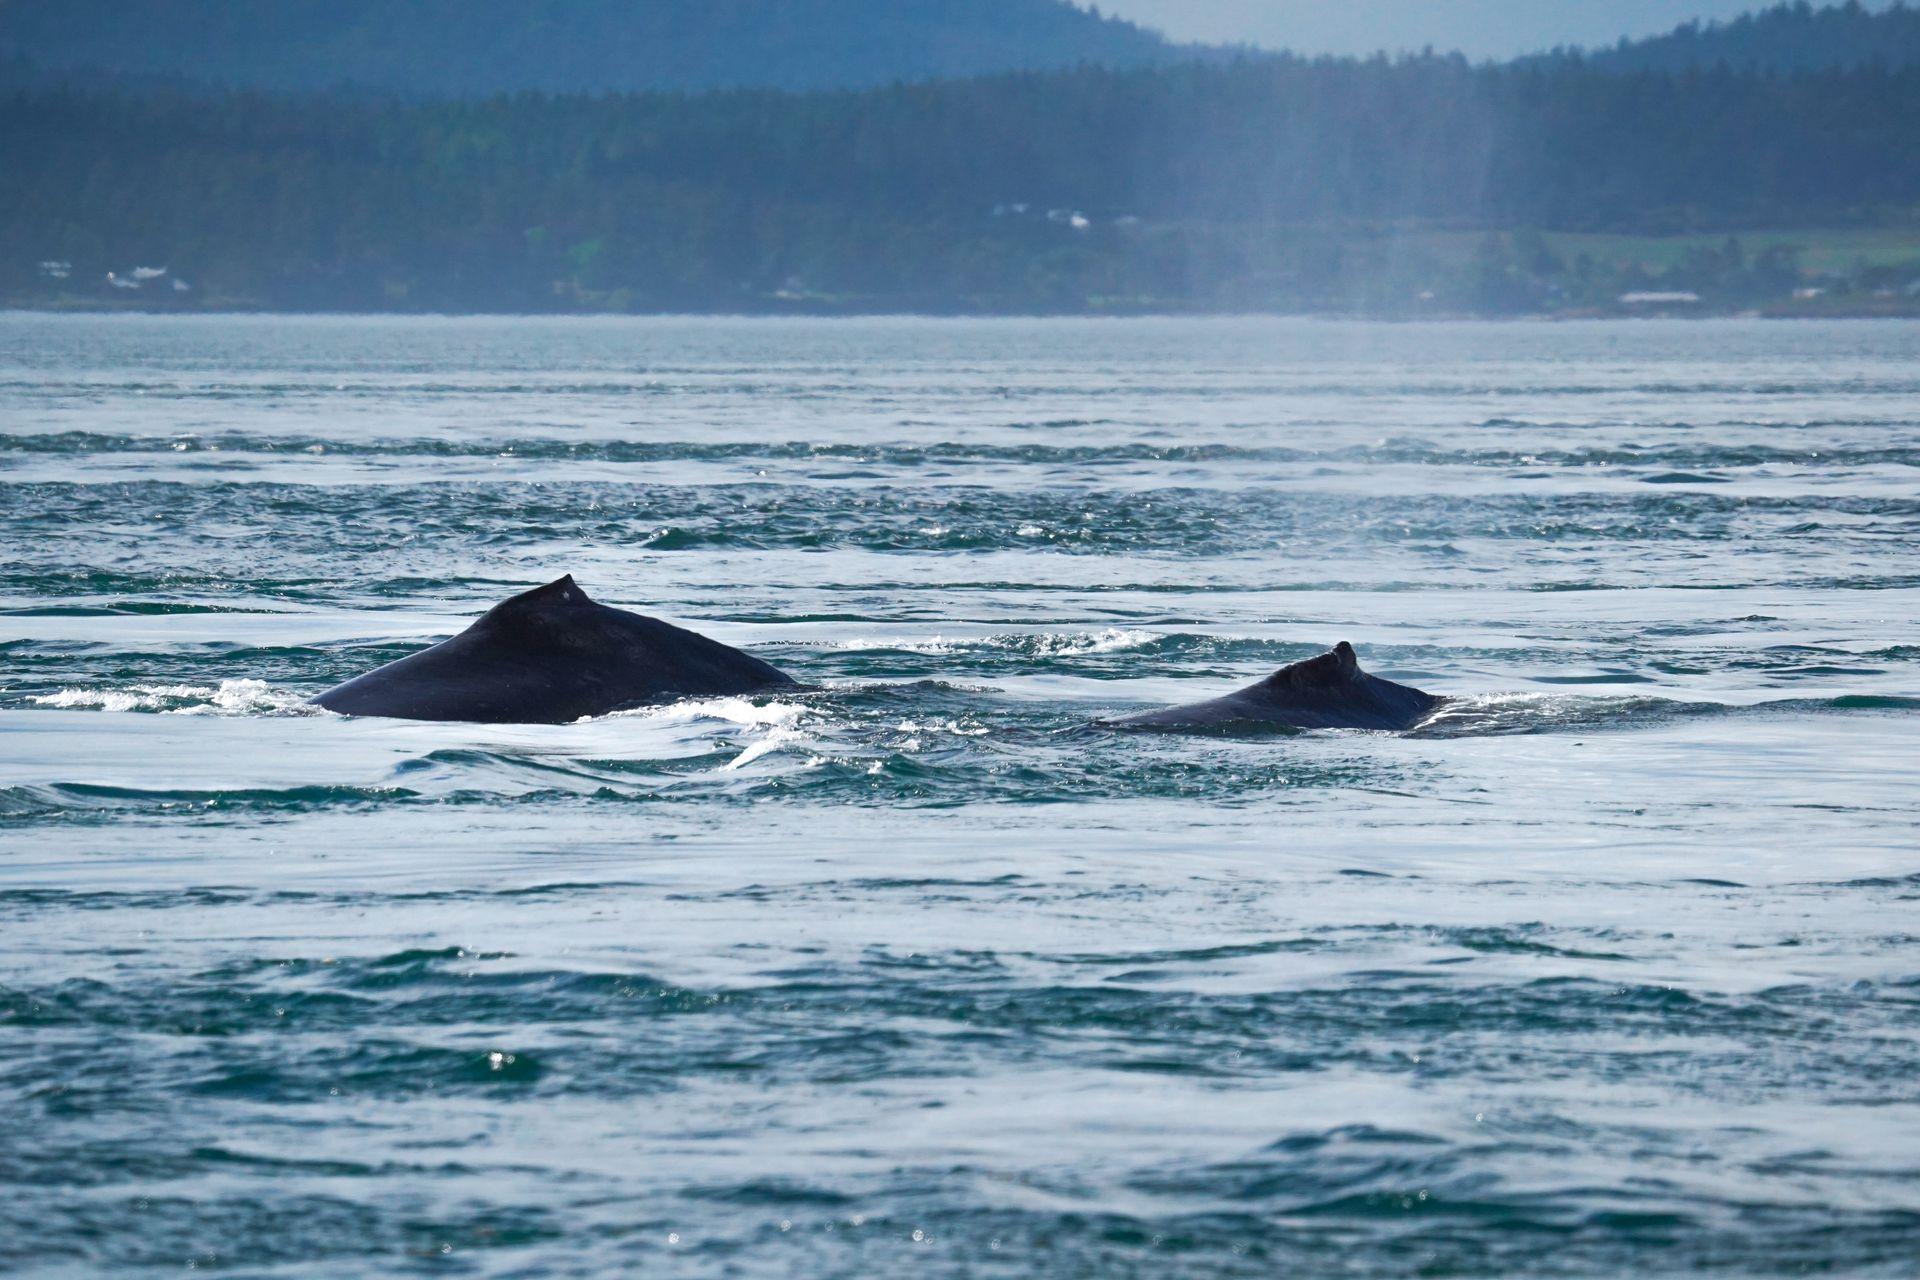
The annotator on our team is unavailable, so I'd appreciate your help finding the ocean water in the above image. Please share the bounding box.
[2,313,1918,1277]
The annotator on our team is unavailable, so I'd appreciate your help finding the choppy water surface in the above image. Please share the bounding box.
[3,314,1918,1277]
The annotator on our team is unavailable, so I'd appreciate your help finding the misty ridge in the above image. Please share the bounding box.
[0,0,1198,96]
[3,0,1919,316]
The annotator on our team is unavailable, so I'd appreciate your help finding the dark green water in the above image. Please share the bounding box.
[2,314,1918,1276]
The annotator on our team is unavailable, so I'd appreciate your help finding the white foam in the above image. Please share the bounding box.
[1029,628,1156,657]
[596,696,817,771]
[896,718,989,737]
[1421,691,1564,721]
[601,696,808,728]
[722,724,814,772]
[831,635,961,654]
[32,687,145,712]
[31,679,313,716]
[833,628,1156,657]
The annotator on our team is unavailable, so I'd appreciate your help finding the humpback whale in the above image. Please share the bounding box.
[1101,642,1442,732]
[313,576,793,723]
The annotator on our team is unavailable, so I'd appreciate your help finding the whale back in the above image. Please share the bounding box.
[313,576,794,723]
[1105,641,1440,732]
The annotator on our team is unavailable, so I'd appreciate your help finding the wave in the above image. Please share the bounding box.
[829,628,1160,658]
[9,428,1920,473]
[18,665,1918,738]
[27,680,318,716]
[600,695,819,771]
[6,681,1914,830]
[599,695,810,730]
[1412,691,1920,738]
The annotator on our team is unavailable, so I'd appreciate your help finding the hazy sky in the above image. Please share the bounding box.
[1092,1,1867,59]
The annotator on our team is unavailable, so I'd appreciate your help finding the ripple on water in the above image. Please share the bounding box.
[3,315,1919,1277]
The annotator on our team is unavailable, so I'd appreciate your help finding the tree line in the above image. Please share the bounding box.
[0,0,1185,97]
[4,53,1918,313]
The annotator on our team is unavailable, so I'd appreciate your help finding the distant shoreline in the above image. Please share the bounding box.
[7,302,1918,321]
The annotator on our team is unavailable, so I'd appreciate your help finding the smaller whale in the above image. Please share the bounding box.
[1101,641,1441,732]
[313,576,793,723]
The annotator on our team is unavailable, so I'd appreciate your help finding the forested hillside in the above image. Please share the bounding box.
[6,53,1917,315]
[1566,1,1920,71]
[0,0,1182,95]
[7,0,1916,97]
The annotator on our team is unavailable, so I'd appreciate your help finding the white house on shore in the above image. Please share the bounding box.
[1618,290,1701,306]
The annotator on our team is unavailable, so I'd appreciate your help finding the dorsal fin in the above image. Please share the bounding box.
[1266,641,1362,689]
[489,575,591,615]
